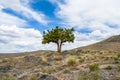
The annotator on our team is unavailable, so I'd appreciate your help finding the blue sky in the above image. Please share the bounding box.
[0,0,120,53]
[2,0,58,30]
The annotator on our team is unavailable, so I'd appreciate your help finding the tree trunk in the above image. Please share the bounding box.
[57,43,62,53]
[59,43,62,53]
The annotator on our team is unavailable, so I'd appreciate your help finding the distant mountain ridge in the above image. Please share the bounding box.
[79,35,120,51]
[105,35,120,42]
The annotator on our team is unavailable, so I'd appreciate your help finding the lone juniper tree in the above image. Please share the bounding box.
[42,26,75,53]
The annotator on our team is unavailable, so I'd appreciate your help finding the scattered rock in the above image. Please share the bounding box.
[0,65,12,72]
[76,49,83,53]
[24,56,41,62]
[62,50,68,56]
[114,58,120,64]
[18,75,28,80]
[37,74,58,80]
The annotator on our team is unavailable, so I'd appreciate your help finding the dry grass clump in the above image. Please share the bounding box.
[79,58,85,63]
[53,55,63,61]
[30,75,37,80]
[1,76,16,80]
[67,58,76,66]
[63,68,70,74]
[41,56,48,64]
[117,65,120,71]
[117,52,120,58]
[80,74,88,80]
[41,67,56,74]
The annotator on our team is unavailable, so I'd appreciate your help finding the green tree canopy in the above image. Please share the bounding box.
[42,26,75,53]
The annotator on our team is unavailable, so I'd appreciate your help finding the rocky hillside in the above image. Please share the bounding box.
[0,35,120,80]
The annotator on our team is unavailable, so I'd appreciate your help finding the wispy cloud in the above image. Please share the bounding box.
[0,0,48,25]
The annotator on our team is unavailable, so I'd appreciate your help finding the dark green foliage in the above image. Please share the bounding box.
[42,26,75,53]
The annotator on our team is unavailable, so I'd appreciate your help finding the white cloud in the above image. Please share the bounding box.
[0,5,26,26]
[90,30,104,38]
[56,0,120,34]
[0,0,48,24]
[57,0,120,26]
[74,32,89,41]
[0,25,42,53]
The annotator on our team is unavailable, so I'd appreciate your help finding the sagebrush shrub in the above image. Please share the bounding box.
[67,59,76,66]
[1,76,16,80]
[89,64,99,71]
